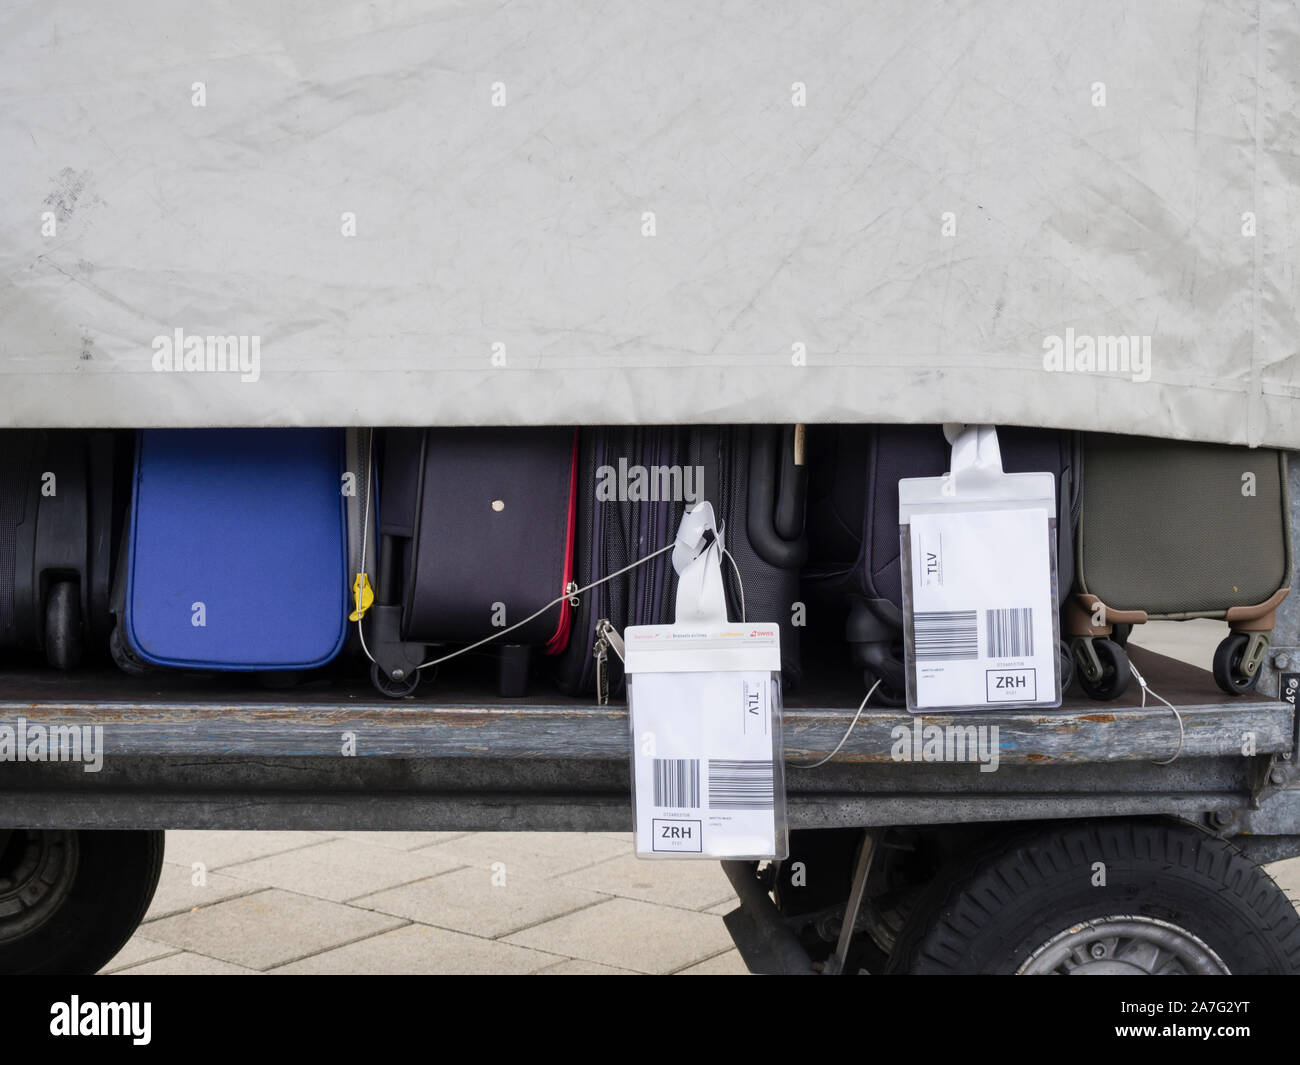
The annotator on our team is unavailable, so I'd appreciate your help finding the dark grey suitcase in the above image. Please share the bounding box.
[556,426,689,700]
[557,425,808,699]
[689,425,808,686]
[803,424,1081,705]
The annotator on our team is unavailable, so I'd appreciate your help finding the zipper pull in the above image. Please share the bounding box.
[590,631,608,707]
[565,581,580,607]
[595,619,625,663]
[594,640,609,706]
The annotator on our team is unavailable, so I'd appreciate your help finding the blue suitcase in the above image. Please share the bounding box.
[112,428,349,672]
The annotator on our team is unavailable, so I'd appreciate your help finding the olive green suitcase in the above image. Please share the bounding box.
[1069,434,1290,699]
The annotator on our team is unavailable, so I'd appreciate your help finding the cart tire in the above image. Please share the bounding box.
[1212,633,1260,696]
[44,580,82,670]
[887,820,1300,975]
[1076,638,1130,701]
[0,829,164,974]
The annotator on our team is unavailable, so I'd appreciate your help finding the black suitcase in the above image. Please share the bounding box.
[803,424,1080,704]
[367,426,579,698]
[0,429,118,669]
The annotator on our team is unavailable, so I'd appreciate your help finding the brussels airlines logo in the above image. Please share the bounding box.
[152,328,260,383]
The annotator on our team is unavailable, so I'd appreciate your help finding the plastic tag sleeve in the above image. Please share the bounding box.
[625,625,788,860]
[898,425,1062,711]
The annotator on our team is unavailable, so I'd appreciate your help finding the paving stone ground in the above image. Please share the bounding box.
[100,827,1300,976]
[104,830,748,975]
[103,622,1300,974]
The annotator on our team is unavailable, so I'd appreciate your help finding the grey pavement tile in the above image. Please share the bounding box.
[219,837,464,902]
[560,852,737,911]
[503,897,733,974]
[143,889,405,970]
[418,831,628,881]
[114,952,263,975]
[1267,856,1300,906]
[1128,619,1221,668]
[143,861,264,921]
[99,936,180,974]
[534,959,639,975]
[271,923,561,975]
[355,866,605,938]
[330,831,473,850]
[704,897,740,916]
[676,949,750,975]
[163,830,325,870]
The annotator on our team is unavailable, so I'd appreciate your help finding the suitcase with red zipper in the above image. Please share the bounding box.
[366,427,578,698]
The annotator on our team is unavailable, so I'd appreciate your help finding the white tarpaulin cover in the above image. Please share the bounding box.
[1,1,1297,445]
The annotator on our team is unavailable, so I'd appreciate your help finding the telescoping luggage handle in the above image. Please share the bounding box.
[746,426,808,569]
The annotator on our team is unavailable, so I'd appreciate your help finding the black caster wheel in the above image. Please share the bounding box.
[44,580,82,670]
[1075,638,1131,701]
[109,623,149,677]
[1110,623,1132,648]
[371,661,420,698]
[1057,640,1075,694]
[865,669,906,708]
[1212,633,1261,696]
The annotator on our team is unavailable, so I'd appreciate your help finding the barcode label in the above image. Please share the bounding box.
[986,607,1034,658]
[913,610,978,660]
[708,760,775,809]
[652,758,700,809]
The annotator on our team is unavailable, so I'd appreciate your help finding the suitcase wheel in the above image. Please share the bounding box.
[1072,636,1130,701]
[1057,640,1075,695]
[370,660,420,698]
[865,669,906,708]
[44,580,83,671]
[498,645,532,699]
[1212,632,1264,697]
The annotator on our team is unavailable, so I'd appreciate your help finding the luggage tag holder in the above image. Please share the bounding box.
[623,502,789,860]
[592,503,727,703]
[898,425,1062,712]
